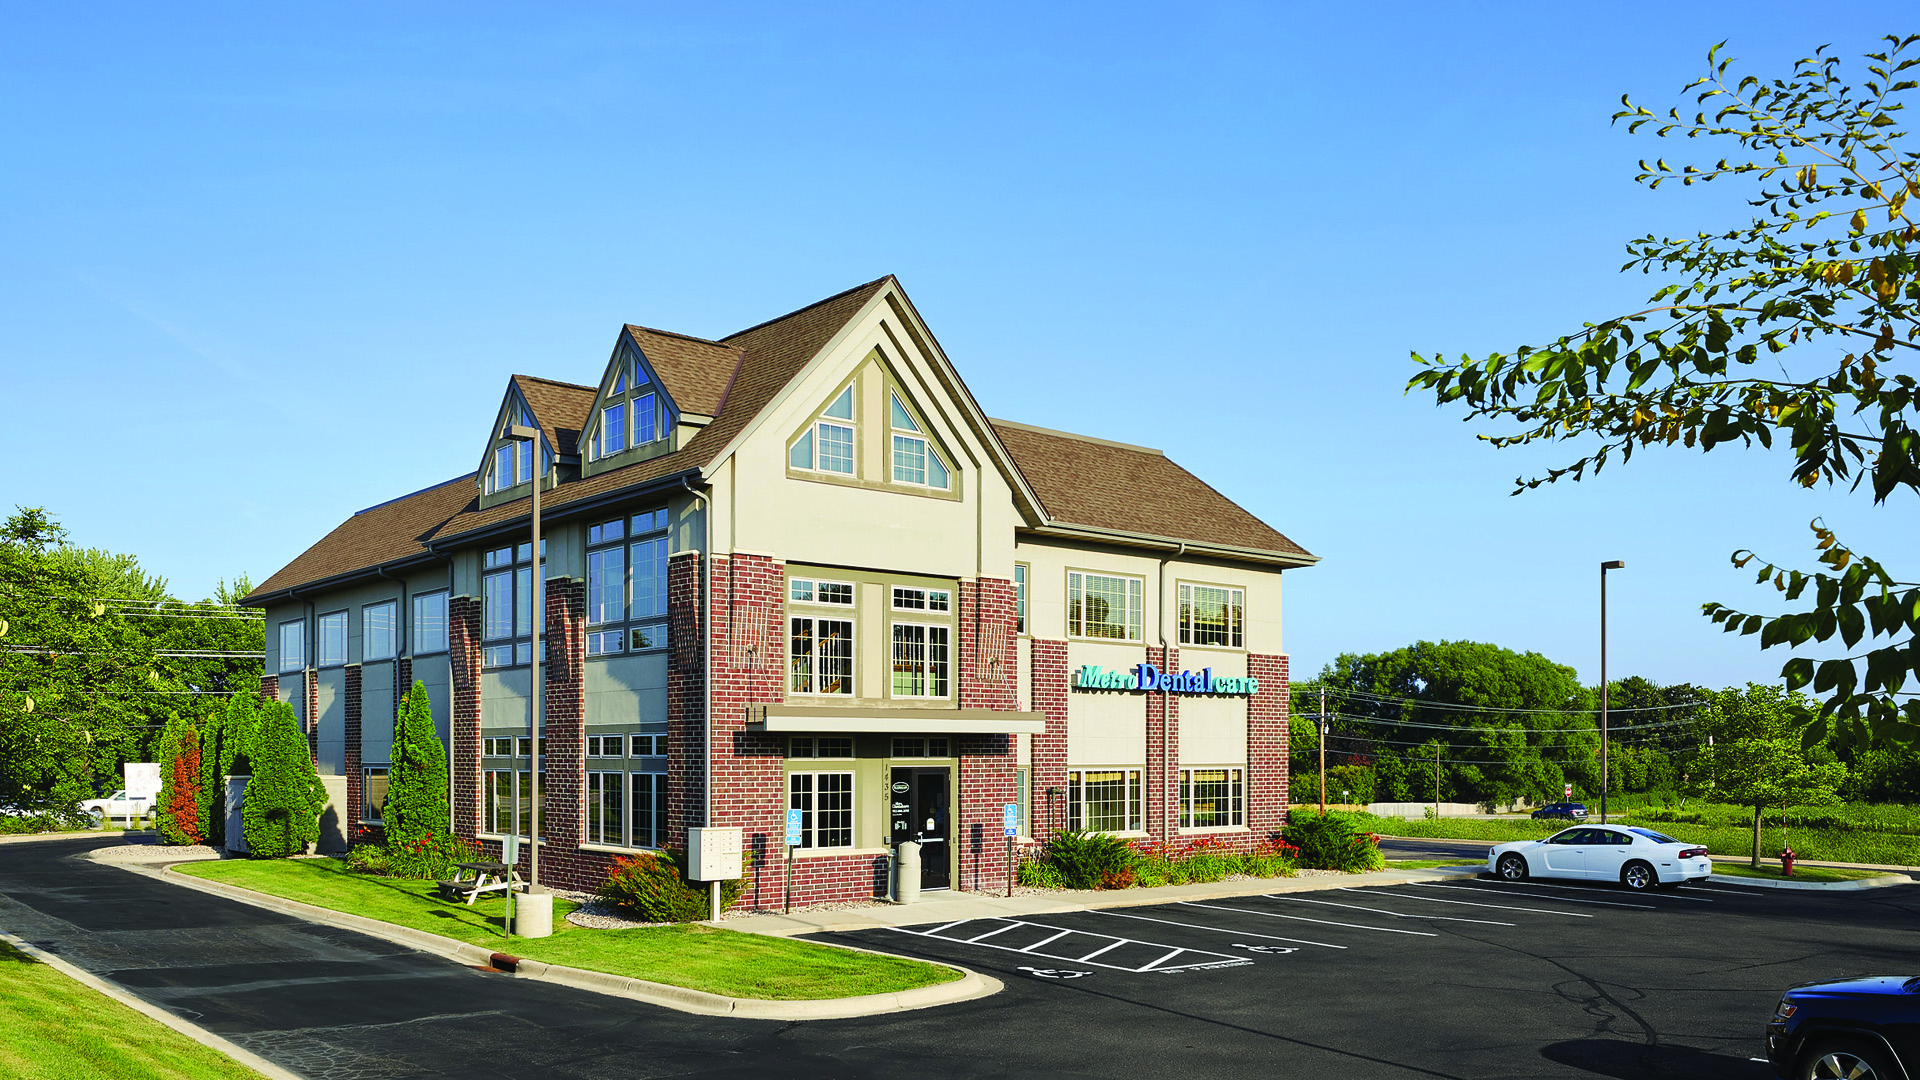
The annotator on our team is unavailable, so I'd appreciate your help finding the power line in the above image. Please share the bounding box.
[1321,686,1704,715]
[1,645,264,658]
[1297,710,1695,736]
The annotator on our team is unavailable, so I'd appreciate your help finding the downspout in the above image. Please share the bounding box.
[1158,541,1186,844]
[375,565,407,795]
[679,477,713,834]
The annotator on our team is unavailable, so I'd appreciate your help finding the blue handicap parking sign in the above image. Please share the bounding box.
[786,808,804,847]
[1003,803,1018,837]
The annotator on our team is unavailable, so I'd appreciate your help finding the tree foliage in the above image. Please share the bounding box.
[241,701,326,858]
[1409,36,1920,747]
[1689,684,1846,865]
[154,713,203,845]
[198,689,261,849]
[383,681,447,852]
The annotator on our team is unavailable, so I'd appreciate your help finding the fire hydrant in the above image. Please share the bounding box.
[1781,848,1796,877]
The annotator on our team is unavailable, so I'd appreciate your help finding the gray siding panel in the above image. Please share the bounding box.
[362,661,395,764]
[317,669,347,776]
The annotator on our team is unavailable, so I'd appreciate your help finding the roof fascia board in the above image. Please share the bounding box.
[1023,522,1320,569]
[430,465,704,550]
[242,552,443,608]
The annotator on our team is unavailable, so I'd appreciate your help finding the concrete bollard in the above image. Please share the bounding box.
[514,889,554,938]
[894,840,921,905]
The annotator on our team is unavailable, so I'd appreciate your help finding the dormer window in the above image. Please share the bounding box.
[789,385,856,475]
[587,349,669,462]
[484,402,546,494]
[889,392,949,489]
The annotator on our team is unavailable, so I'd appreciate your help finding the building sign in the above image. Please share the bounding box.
[1072,662,1257,696]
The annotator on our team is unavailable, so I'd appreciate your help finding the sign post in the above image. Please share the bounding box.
[1003,803,1018,898]
[785,808,804,914]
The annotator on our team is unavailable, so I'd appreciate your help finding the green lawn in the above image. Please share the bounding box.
[1354,809,1920,867]
[1709,862,1895,883]
[177,859,958,1000]
[1384,859,1483,870]
[0,940,265,1080]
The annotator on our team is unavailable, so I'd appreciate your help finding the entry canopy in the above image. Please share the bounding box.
[747,704,1046,735]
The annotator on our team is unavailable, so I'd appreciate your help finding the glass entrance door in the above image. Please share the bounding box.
[889,767,952,891]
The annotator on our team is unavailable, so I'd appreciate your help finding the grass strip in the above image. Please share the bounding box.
[1708,862,1895,883]
[1356,814,1920,866]
[0,940,266,1080]
[176,859,957,1000]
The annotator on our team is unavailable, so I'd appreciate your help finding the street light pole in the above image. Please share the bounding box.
[508,425,544,891]
[1600,560,1625,825]
[1319,686,1327,814]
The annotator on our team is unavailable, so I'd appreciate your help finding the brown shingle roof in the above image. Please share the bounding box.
[250,476,477,597]
[623,326,740,417]
[991,420,1314,560]
[511,375,596,459]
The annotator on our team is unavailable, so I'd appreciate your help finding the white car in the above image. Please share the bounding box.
[1487,825,1713,891]
[79,790,152,824]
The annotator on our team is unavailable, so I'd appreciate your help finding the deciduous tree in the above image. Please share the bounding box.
[1690,684,1845,866]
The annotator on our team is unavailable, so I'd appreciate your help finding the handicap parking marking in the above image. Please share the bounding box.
[1409,881,1655,910]
[1086,907,1347,949]
[1179,900,1439,937]
[890,918,1250,973]
[1264,893,1515,927]
[1342,887,1594,918]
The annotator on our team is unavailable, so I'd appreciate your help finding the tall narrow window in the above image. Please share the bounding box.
[634,391,657,444]
[603,401,627,455]
[790,617,854,695]
[278,620,305,672]
[316,611,347,667]
[1068,571,1143,641]
[362,766,390,823]
[482,543,543,667]
[586,771,624,846]
[1014,564,1029,634]
[891,623,950,698]
[363,601,397,662]
[412,591,448,655]
[888,392,950,489]
[585,511,669,656]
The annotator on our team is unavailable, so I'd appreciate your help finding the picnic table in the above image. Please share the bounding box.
[436,861,523,906]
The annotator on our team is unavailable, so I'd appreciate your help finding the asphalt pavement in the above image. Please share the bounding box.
[5,834,1919,1079]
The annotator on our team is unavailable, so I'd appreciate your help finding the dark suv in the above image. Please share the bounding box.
[1530,802,1589,821]
[1766,975,1919,1079]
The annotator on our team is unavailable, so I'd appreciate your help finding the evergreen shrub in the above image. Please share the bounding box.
[384,681,448,854]
[1283,810,1386,872]
[155,714,203,845]
[599,850,748,922]
[1040,829,1135,889]
[241,701,327,858]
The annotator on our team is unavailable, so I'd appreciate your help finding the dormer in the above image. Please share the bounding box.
[476,386,557,510]
[580,334,681,478]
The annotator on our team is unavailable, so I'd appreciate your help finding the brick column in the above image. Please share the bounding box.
[344,664,363,845]
[708,553,787,911]
[258,674,278,702]
[1145,645,1179,842]
[958,577,1017,711]
[955,576,1019,893]
[667,551,706,854]
[1029,640,1069,840]
[532,577,588,885]
[449,595,484,841]
[1247,653,1291,837]
[305,670,319,765]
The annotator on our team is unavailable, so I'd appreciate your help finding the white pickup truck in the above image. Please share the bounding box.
[79,790,153,824]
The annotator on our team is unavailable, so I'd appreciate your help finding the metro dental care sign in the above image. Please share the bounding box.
[1072,662,1258,696]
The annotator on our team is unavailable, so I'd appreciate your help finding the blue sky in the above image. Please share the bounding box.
[3,3,1914,690]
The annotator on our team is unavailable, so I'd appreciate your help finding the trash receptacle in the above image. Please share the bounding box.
[893,840,921,905]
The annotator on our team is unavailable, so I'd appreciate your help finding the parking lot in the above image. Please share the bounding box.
[825,873,1920,1078]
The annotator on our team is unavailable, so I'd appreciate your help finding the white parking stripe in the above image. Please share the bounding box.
[1689,881,1765,894]
[1075,938,1130,962]
[1020,929,1076,952]
[1267,894,1514,926]
[1482,878,1714,903]
[1411,882,1654,910]
[1138,948,1187,972]
[1180,900,1438,937]
[891,919,1244,973]
[1087,908,1348,949]
[966,922,1023,942]
[1345,888,1593,918]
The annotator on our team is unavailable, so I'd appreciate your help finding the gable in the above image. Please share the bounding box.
[580,333,684,478]
[475,383,560,509]
[781,349,963,500]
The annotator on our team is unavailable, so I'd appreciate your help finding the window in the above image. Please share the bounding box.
[890,586,950,611]
[412,591,449,655]
[482,542,544,667]
[1014,564,1028,634]
[634,392,657,445]
[790,385,856,475]
[629,772,667,849]
[889,392,950,489]
[1068,571,1143,641]
[316,611,347,668]
[788,736,853,759]
[362,766,389,823]
[586,510,670,656]
[586,734,625,757]
[789,772,854,848]
[790,617,854,695]
[482,769,548,838]
[585,771,624,846]
[363,601,397,662]
[1067,768,1143,833]
[891,737,950,758]
[588,352,669,462]
[278,620,304,672]
[1179,768,1245,828]
[891,623,950,698]
[482,736,518,757]
[485,430,541,494]
[790,578,854,605]
[1179,583,1245,649]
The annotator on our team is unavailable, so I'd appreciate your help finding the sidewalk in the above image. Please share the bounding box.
[1374,834,1920,875]
[721,865,1482,937]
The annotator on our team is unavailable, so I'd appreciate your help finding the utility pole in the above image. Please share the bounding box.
[1318,686,1327,814]
[1433,743,1440,818]
[1600,560,1625,824]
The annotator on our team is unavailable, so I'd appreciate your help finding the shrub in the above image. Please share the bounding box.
[384,832,474,880]
[1042,829,1136,889]
[241,702,327,858]
[600,850,748,922]
[1283,810,1386,872]
[385,682,448,854]
[155,714,204,846]
[344,844,389,875]
[1016,857,1068,889]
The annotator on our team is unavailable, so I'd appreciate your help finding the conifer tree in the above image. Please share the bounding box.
[154,713,203,845]
[384,681,448,850]
[241,700,326,858]
[199,689,262,848]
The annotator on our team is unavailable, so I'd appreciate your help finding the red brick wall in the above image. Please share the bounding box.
[449,595,484,840]
[344,664,363,846]
[1144,645,1179,843]
[1248,653,1291,836]
[666,550,705,853]
[1029,639,1069,839]
[707,553,792,910]
[258,675,277,702]
[958,577,1017,711]
[305,670,319,764]
[520,577,596,890]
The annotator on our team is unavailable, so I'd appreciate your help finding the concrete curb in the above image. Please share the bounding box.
[0,929,305,1080]
[1703,873,1911,891]
[98,852,997,1020]
[0,828,149,845]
